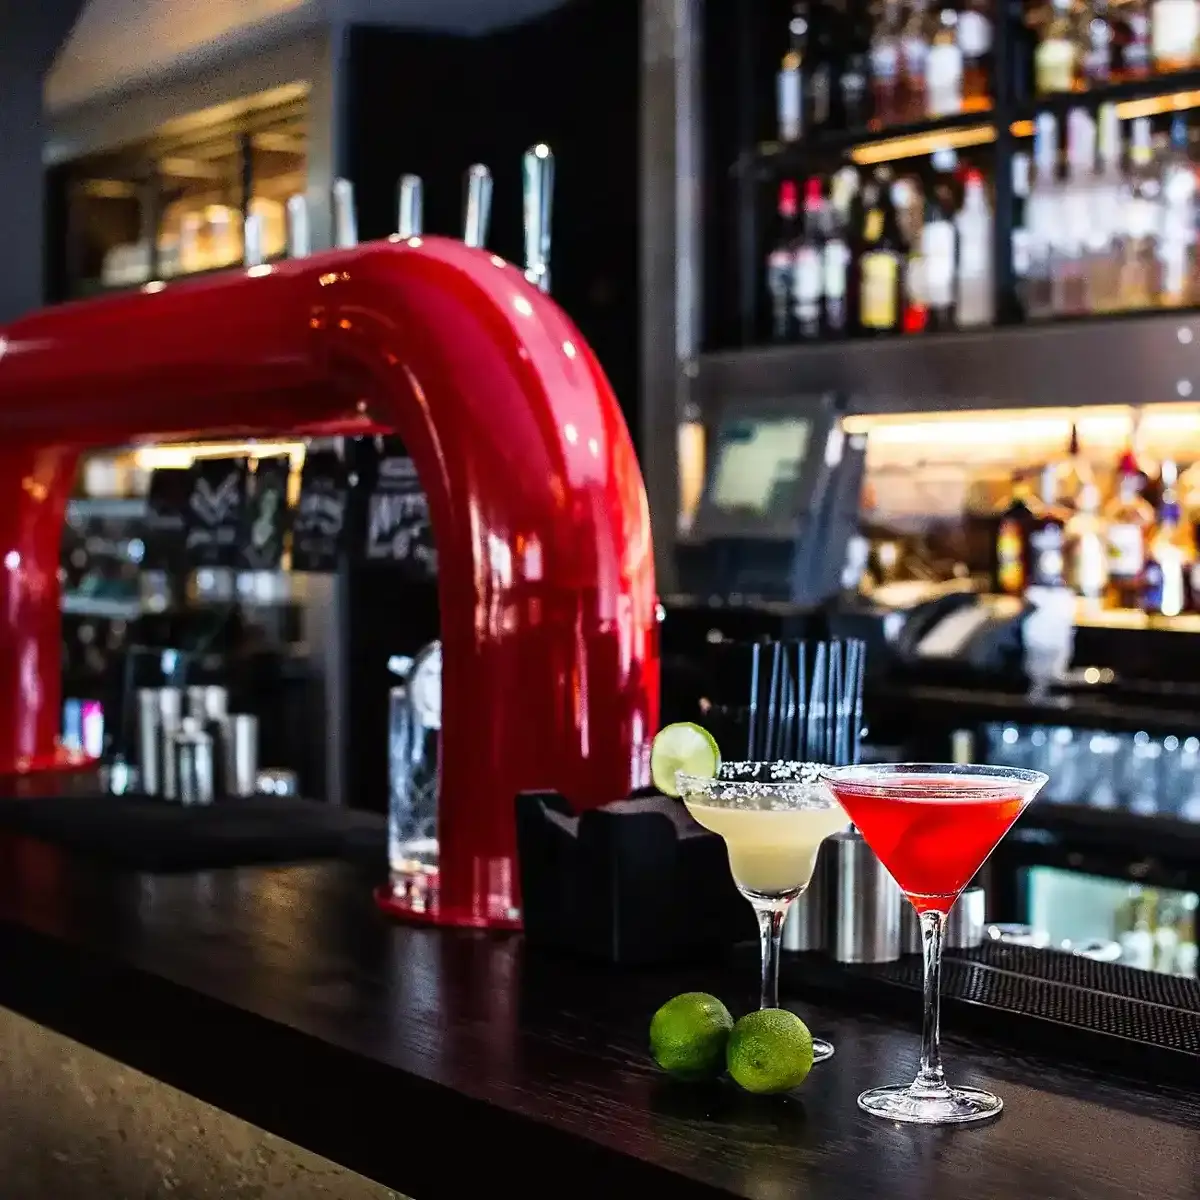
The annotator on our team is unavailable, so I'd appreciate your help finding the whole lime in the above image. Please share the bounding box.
[726,1008,814,1094]
[649,992,734,1081]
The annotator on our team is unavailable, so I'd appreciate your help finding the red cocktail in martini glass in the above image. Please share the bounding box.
[823,763,1047,1125]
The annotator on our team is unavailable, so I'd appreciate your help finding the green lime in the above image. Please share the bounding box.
[649,992,734,1081]
[651,722,721,798]
[726,1009,814,1095]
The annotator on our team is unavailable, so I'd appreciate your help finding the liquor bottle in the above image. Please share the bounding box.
[1086,104,1126,314]
[809,0,841,129]
[1024,112,1060,319]
[1159,116,1197,309]
[922,174,959,330]
[1011,151,1033,312]
[1117,0,1153,76]
[1144,460,1195,617]
[895,176,928,332]
[1028,464,1071,587]
[927,7,965,116]
[955,168,994,326]
[871,0,905,126]
[1116,116,1163,311]
[1053,109,1095,317]
[1051,423,1095,510]
[841,0,874,128]
[1036,0,1081,92]
[996,477,1036,595]
[858,168,906,333]
[1152,0,1200,71]
[1083,0,1116,84]
[823,168,857,333]
[767,181,801,341]
[778,6,809,143]
[958,0,994,108]
[1104,446,1156,608]
[794,178,826,338]
[900,0,933,120]
[1065,481,1109,603]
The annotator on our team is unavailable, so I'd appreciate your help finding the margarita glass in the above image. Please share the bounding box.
[677,761,849,1063]
[823,762,1047,1124]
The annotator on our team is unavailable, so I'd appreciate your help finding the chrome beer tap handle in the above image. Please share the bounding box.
[285,194,312,258]
[243,212,265,268]
[397,174,424,239]
[463,164,493,249]
[522,144,555,293]
[332,177,359,249]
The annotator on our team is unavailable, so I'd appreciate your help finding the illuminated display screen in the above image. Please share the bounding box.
[708,417,811,517]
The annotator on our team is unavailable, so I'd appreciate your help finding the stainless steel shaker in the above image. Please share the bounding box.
[830,830,902,964]
[903,886,987,953]
[782,842,829,952]
[172,717,215,806]
[138,686,183,797]
[227,714,260,797]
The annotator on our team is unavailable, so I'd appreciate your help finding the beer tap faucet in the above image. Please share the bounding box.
[522,144,554,293]
[286,194,311,258]
[463,165,493,249]
[332,178,359,249]
[397,174,424,240]
[243,211,265,268]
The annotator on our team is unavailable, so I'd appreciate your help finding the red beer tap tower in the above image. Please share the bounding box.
[0,231,660,930]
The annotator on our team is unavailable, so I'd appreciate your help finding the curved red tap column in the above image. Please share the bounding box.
[0,237,660,927]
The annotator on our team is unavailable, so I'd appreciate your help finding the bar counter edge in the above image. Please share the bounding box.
[0,836,1196,1199]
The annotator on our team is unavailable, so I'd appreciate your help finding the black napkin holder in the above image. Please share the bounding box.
[515,788,756,966]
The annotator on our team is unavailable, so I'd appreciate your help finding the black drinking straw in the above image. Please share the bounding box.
[762,642,782,761]
[747,643,762,760]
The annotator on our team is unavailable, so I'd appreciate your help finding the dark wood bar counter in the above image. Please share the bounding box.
[0,833,1196,1199]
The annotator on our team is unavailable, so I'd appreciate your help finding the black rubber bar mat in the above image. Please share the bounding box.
[0,793,386,872]
[782,941,1200,1084]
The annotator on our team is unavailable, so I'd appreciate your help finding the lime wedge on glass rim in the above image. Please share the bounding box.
[651,722,721,797]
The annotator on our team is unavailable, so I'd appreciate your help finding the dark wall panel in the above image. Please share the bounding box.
[343,0,641,446]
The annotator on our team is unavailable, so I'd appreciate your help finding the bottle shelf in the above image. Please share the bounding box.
[695,310,1200,413]
[1016,69,1200,120]
[756,107,998,172]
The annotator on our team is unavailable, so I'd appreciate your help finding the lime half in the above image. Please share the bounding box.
[651,722,720,797]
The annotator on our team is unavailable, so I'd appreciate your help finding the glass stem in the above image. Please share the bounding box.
[756,903,790,1010]
[914,907,948,1094]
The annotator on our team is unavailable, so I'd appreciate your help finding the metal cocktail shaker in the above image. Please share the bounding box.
[138,686,184,797]
[782,842,829,952]
[903,887,987,953]
[172,717,215,806]
[227,714,260,797]
[830,830,902,963]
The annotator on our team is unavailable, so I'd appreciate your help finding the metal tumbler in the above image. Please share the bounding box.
[830,830,902,964]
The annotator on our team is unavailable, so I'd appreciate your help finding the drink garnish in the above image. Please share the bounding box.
[650,722,720,797]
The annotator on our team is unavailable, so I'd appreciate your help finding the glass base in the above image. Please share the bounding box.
[812,1037,834,1063]
[857,1082,1003,1125]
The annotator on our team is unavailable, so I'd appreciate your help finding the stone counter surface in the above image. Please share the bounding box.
[0,836,1195,1198]
[0,1004,403,1198]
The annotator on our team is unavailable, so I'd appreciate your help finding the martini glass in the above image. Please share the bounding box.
[823,762,1047,1124]
[677,761,849,1063]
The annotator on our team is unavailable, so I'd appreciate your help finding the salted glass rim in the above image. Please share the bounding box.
[676,760,839,809]
[821,762,1049,800]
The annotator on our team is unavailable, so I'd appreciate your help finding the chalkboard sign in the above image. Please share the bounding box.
[184,457,248,568]
[364,449,437,578]
[240,455,291,570]
[142,468,193,571]
[291,449,348,573]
